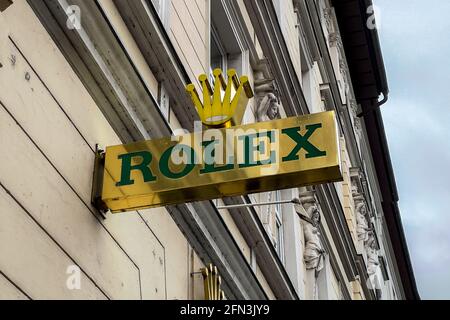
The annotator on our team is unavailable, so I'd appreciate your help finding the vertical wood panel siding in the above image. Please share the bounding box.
[0,0,194,300]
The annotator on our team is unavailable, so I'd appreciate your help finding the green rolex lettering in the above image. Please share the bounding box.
[282,124,327,161]
[160,145,196,179]
[238,131,276,168]
[200,140,234,174]
[116,151,157,187]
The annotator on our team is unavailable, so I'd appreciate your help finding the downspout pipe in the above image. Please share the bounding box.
[357,91,389,118]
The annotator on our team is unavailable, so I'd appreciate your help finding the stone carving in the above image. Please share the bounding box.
[293,192,325,273]
[366,233,381,292]
[354,116,362,135]
[356,202,371,243]
[339,59,349,92]
[366,235,379,276]
[351,169,375,243]
[257,93,280,122]
[349,89,362,139]
[254,78,280,122]
[350,99,359,117]
[293,190,326,300]
[254,77,276,94]
[323,7,334,33]
[328,32,342,49]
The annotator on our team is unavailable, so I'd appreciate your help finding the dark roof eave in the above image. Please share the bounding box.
[363,0,389,96]
[332,0,420,299]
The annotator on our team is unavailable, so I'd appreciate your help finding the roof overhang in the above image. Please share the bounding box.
[332,0,388,101]
[332,0,420,300]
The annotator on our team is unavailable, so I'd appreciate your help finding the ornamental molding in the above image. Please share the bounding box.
[254,77,281,122]
[328,32,342,49]
[323,7,334,33]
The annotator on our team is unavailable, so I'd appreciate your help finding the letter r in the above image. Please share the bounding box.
[116,151,157,187]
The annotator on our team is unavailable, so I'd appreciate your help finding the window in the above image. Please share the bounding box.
[210,26,227,73]
[150,0,170,27]
[209,0,246,76]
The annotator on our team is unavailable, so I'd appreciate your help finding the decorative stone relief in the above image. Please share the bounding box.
[323,7,334,33]
[349,99,363,139]
[366,232,381,292]
[350,99,359,117]
[354,117,362,136]
[328,32,342,49]
[339,58,351,96]
[355,201,371,243]
[293,190,326,300]
[339,59,348,82]
[351,168,374,247]
[254,78,281,122]
[366,234,379,275]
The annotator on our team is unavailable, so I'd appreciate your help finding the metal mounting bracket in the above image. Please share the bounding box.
[0,0,13,12]
[91,144,108,219]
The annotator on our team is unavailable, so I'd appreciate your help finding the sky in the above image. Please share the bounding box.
[373,0,450,299]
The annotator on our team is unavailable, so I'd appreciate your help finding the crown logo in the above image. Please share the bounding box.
[201,264,225,300]
[186,69,254,128]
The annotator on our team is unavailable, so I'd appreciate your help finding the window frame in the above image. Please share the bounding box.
[150,0,170,28]
[210,24,228,81]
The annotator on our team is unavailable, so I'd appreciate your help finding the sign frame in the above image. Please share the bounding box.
[94,111,342,213]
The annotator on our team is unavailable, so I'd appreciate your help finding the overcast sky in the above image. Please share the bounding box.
[373,0,450,299]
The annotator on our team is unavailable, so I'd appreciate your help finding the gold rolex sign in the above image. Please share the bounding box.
[98,70,342,213]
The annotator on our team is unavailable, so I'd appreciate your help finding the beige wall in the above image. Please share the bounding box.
[0,273,28,300]
[169,0,208,90]
[0,0,194,300]
[0,0,276,300]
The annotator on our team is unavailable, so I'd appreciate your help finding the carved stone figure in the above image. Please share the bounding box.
[323,7,334,33]
[293,191,326,300]
[304,206,325,272]
[257,93,280,122]
[254,78,280,122]
[329,32,342,49]
[356,202,371,243]
[366,234,379,276]
[293,193,325,273]
[366,233,381,292]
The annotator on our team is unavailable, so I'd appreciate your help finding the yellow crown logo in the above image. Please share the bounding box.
[186,69,254,128]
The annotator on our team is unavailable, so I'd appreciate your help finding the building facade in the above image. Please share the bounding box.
[0,0,418,300]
